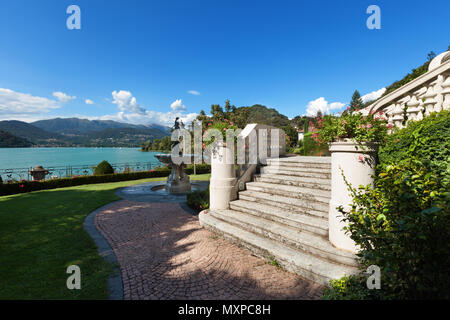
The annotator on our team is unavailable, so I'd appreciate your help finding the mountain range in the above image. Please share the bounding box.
[0,118,170,147]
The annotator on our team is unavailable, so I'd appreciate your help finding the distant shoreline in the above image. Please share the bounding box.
[0,146,143,149]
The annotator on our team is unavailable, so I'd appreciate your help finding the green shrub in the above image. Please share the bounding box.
[325,110,450,299]
[187,185,209,212]
[336,159,449,299]
[94,160,114,175]
[301,133,329,156]
[322,275,391,300]
[0,176,2,184]
[378,110,450,177]
[184,163,211,175]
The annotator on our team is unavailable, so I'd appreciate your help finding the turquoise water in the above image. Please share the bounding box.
[0,148,162,170]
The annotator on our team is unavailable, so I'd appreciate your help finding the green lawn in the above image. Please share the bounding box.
[0,174,210,299]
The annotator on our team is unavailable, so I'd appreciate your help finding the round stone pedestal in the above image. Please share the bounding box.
[329,140,378,253]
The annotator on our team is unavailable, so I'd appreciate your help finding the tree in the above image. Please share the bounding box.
[349,90,364,112]
[282,125,299,148]
[224,99,232,113]
[210,104,224,121]
[427,51,436,61]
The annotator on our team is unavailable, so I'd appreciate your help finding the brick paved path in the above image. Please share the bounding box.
[95,200,323,300]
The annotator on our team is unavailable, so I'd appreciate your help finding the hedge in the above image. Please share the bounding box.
[0,163,211,196]
[378,110,450,176]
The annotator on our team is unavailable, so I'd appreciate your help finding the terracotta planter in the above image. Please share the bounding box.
[328,140,378,253]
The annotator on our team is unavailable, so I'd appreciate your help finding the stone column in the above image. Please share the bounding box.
[210,144,237,210]
[442,75,450,110]
[328,140,378,253]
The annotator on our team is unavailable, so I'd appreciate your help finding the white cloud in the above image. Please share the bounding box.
[52,91,76,102]
[106,90,195,126]
[0,88,61,117]
[111,90,146,114]
[305,97,345,117]
[95,110,197,126]
[0,88,196,126]
[361,87,386,103]
[170,99,186,111]
[187,90,200,96]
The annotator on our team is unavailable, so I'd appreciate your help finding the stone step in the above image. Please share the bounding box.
[269,156,331,164]
[199,212,358,285]
[266,156,331,168]
[255,174,331,191]
[260,167,331,179]
[246,181,331,200]
[262,165,330,174]
[209,209,358,267]
[229,199,328,237]
[265,162,331,170]
[239,190,328,219]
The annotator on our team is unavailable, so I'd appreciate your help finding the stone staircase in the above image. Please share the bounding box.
[199,156,359,285]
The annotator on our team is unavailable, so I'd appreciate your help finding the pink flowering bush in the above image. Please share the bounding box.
[203,120,239,147]
[316,108,389,144]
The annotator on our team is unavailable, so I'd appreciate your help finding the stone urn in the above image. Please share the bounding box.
[29,166,49,181]
[328,140,378,253]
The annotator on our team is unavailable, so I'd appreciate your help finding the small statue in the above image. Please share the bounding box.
[173,117,180,130]
[171,117,182,155]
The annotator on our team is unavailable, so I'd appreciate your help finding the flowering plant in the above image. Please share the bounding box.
[315,108,391,145]
[202,120,238,148]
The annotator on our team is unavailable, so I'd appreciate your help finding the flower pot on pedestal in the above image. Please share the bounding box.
[328,140,378,253]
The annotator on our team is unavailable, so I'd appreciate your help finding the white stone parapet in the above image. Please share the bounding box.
[362,50,450,125]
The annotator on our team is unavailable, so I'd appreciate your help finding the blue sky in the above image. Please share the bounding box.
[0,0,449,125]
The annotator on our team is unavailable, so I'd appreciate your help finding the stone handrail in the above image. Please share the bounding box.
[209,123,285,210]
[235,123,286,192]
[362,51,450,129]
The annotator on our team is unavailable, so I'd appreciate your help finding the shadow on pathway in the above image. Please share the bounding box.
[94,194,323,300]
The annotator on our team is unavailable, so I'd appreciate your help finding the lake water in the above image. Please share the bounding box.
[0,148,164,180]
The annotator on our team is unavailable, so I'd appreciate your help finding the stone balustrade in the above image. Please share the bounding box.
[363,51,450,129]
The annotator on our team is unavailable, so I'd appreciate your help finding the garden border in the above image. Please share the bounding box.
[83,201,124,300]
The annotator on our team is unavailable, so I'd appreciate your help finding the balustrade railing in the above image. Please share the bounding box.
[363,51,450,129]
[0,161,160,183]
